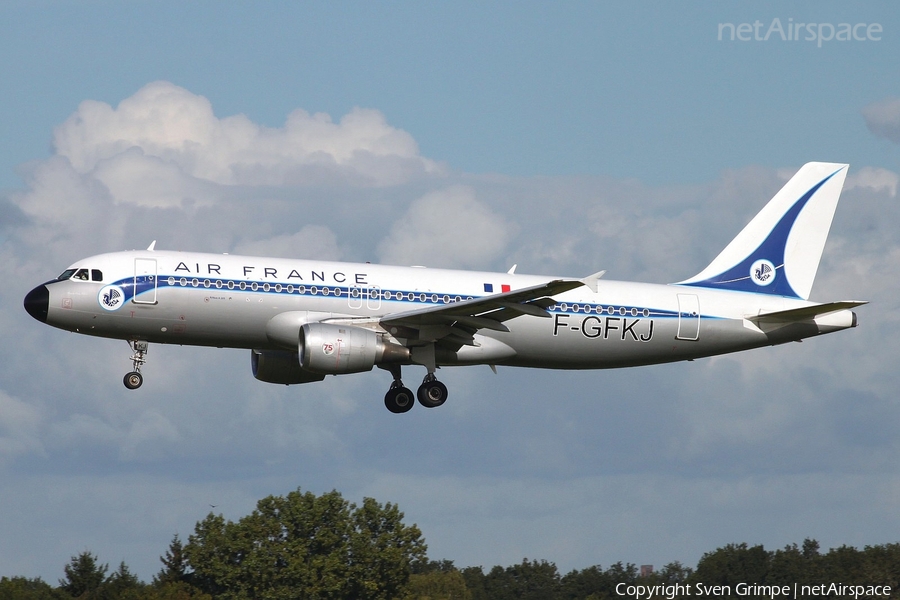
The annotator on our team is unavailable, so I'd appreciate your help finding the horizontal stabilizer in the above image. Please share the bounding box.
[749,301,868,323]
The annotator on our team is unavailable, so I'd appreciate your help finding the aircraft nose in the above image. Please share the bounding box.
[24,284,49,323]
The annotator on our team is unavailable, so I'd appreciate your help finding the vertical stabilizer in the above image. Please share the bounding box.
[679,162,848,300]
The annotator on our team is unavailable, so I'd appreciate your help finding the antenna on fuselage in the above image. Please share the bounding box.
[147,240,157,251]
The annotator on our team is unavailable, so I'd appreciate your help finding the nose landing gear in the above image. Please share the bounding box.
[123,340,148,390]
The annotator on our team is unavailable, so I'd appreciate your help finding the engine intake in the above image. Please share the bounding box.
[251,349,326,385]
[299,323,409,374]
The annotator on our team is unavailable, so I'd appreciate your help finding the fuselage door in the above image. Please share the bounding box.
[133,258,158,304]
[676,293,700,341]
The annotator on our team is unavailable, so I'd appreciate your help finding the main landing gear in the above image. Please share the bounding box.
[384,381,415,414]
[383,365,448,413]
[417,373,448,408]
[123,340,148,390]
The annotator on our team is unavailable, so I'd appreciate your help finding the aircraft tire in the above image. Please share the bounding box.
[123,371,143,390]
[385,387,415,413]
[417,380,448,408]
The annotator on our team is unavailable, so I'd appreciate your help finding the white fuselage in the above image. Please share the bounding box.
[33,249,856,370]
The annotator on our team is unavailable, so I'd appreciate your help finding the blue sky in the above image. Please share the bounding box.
[2,0,900,583]
[2,2,898,187]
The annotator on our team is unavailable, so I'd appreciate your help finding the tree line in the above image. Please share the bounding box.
[1,487,897,599]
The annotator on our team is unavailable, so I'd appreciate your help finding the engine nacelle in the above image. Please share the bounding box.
[251,349,326,385]
[299,323,409,374]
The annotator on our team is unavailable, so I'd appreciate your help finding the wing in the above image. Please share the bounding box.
[380,279,586,347]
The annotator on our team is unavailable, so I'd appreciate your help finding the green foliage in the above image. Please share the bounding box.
[5,491,900,600]
[460,566,490,600]
[559,562,633,599]
[403,570,471,600]
[411,560,458,575]
[691,542,770,587]
[0,576,57,600]
[183,488,426,600]
[684,540,900,599]
[59,552,108,598]
[154,535,189,587]
[101,563,144,600]
[463,559,688,600]
[147,581,213,600]
[463,559,561,600]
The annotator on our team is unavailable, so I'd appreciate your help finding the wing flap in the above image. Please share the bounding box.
[452,315,511,332]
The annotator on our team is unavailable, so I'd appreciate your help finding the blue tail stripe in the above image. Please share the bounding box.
[683,168,841,297]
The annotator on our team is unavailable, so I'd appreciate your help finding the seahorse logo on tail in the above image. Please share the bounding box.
[750,259,776,286]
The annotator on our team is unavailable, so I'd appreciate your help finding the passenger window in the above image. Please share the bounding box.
[73,269,89,281]
[91,269,103,282]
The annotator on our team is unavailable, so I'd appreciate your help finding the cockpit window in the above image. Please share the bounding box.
[57,268,102,281]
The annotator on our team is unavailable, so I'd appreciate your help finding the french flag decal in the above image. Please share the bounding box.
[484,283,511,293]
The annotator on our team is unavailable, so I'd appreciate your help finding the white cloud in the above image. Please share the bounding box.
[377,185,514,269]
[53,81,444,194]
[862,97,900,144]
[47,414,123,450]
[0,390,45,462]
[233,225,343,261]
[845,166,898,197]
[6,82,449,267]
[120,410,182,462]
[92,147,222,209]
[13,155,111,224]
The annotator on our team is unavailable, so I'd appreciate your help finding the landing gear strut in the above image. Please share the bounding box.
[383,365,415,414]
[123,340,148,390]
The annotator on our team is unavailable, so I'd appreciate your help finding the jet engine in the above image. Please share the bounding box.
[251,349,326,385]
[299,323,409,374]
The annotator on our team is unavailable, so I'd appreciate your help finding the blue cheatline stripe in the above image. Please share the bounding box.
[116,275,684,319]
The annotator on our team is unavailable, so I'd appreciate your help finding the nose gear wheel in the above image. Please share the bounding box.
[124,340,148,390]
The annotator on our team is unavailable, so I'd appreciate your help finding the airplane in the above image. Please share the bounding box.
[23,162,865,413]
